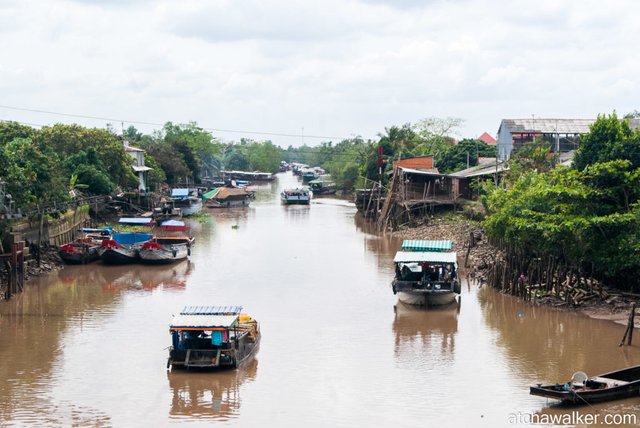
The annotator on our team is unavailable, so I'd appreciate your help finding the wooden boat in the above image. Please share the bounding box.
[309,177,337,195]
[222,170,274,182]
[168,305,260,370]
[58,227,113,264]
[530,365,640,404]
[139,236,194,264]
[391,240,461,306]
[203,187,252,208]
[171,188,203,216]
[99,232,153,264]
[281,188,310,205]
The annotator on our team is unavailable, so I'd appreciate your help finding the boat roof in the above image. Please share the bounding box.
[118,217,154,225]
[401,240,453,252]
[170,306,243,330]
[160,220,185,227]
[80,226,113,234]
[171,188,190,198]
[393,251,458,264]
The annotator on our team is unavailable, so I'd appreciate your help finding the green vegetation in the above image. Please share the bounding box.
[482,113,640,290]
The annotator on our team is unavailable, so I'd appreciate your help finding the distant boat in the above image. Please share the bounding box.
[222,170,274,182]
[203,187,253,208]
[391,240,461,306]
[281,188,311,205]
[168,305,260,370]
[530,365,640,404]
[99,232,153,264]
[309,176,337,195]
[139,236,194,264]
[171,188,203,216]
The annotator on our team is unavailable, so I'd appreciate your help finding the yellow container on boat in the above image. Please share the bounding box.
[239,314,252,322]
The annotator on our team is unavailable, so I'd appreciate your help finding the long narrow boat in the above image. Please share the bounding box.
[530,365,640,404]
[99,232,153,264]
[168,305,260,370]
[139,236,194,264]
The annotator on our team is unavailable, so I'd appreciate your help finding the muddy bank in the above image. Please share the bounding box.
[393,214,639,328]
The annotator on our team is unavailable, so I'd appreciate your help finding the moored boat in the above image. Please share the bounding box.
[168,305,260,370]
[171,188,203,216]
[281,188,310,205]
[139,236,194,264]
[391,240,460,306]
[203,187,253,208]
[58,226,113,264]
[99,232,153,264]
[530,365,640,404]
[309,176,337,195]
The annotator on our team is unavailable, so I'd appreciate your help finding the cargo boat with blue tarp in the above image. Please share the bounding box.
[168,306,260,370]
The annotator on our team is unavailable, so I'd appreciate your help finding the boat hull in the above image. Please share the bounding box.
[59,246,100,264]
[397,289,457,306]
[100,247,140,265]
[206,199,251,208]
[169,332,260,370]
[180,199,203,216]
[140,245,189,264]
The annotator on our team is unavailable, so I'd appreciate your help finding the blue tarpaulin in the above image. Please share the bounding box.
[171,188,190,198]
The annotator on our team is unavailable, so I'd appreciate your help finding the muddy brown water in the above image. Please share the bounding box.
[2,172,640,427]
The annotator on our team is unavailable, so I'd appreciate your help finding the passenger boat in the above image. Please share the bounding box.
[391,240,461,306]
[203,187,253,208]
[171,188,203,216]
[530,365,640,404]
[281,188,311,205]
[99,232,153,264]
[301,168,318,183]
[139,236,194,264]
[309,176,337,195]
[168,305,260,370]
[58,227,113,264]
[222,170,274,182]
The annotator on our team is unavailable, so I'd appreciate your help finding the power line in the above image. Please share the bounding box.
[0,104,357,141]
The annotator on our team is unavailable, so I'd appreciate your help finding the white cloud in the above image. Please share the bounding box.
[0,0,638,144]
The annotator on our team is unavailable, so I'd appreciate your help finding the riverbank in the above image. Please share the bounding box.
[392,213,638,328]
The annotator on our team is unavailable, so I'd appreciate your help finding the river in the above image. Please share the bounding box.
[1,172,639,427]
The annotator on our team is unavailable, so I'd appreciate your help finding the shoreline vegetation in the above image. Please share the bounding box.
[392,212,639,327]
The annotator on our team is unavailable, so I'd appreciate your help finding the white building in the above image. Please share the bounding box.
[123,141,152,192]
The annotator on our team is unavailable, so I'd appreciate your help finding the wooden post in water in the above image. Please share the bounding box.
[619,303,636,347]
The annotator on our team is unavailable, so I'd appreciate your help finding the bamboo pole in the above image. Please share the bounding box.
[619,303,636,347]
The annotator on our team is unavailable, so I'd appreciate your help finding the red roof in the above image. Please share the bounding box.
[478,132,496,145]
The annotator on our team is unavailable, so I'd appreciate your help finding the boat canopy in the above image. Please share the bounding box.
[401,240,453,252]
[393,251,458,264]
[80,226,113,234]
[113,232,153,245]
[118,217,154,225]
[170,305,243,330]
[160,219,187,231]
[202,188,220,200]
[171,188,190,199]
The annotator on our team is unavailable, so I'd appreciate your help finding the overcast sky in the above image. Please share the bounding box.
[0,0,638,146]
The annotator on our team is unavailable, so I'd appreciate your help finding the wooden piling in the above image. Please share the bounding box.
[619,303,636,347]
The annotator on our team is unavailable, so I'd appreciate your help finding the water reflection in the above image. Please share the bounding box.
[282,205,310,221]
[393,300,460,366]
[168,358,259,422]
[59,260,193,293]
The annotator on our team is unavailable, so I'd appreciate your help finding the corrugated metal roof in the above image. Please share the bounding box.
[401,240,453,251]
[500,119,594,135]
[398,167,441,176]
[118,217,154,225]
[170,314,238,329]
[448,159,508,178]
[180,305,243,315]
[393,251,458,264]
